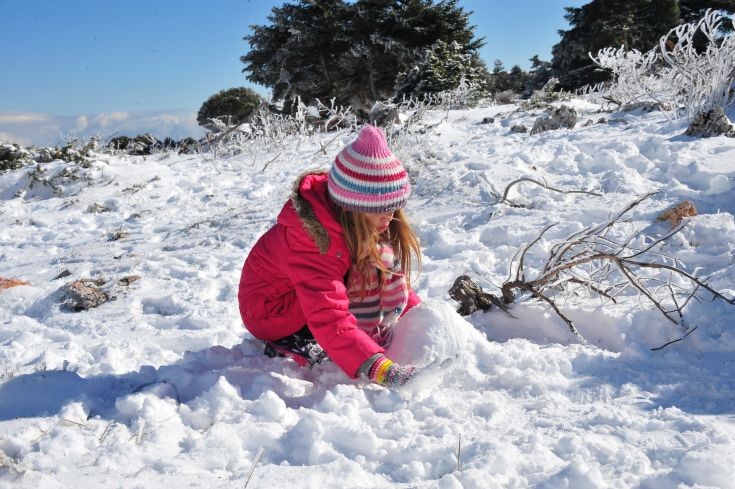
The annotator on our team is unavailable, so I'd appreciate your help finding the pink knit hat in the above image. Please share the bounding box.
[328,124,410,214]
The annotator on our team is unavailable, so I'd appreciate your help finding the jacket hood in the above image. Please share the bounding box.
[278,171,342,254]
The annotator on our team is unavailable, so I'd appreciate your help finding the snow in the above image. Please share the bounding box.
[1,101,734,488]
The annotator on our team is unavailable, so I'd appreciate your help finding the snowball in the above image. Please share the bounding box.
[708,174,731,195]
[385,299,475,368]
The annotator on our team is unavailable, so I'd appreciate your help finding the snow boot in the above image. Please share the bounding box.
[264,326,327,367]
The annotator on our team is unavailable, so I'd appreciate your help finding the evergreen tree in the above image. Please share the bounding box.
[507,65,529,94]
[241,0,349,112]
[197,87,264,130]
[524,55,553,95]
[394,40,488,99]
[551,0,680,89]
[333,0,409,108]
[241,0,485,114]
[677,1,735,52]
[488,59,512,93]
[678,0,735,23]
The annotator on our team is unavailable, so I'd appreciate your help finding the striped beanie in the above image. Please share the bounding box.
[328,124,410,214]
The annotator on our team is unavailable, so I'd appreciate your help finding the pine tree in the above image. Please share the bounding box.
[678,0,735,23]
[242,0,349,109]
[524,55,553,95]
[488,59,512,94]
[394,40,488,99]
[197,87,264,130]
[333,0,408,109]
[241,0,485,114]
[551,0,680,89]
[507,65,529,94]
[677,1,735,52]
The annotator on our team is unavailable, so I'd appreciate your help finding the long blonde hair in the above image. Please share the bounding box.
[336,207,421,299]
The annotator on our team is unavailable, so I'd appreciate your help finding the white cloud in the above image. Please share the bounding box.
[74,115,89,132]
[0,110,204,146]
[0,113,51,124]
[95,112,130,128]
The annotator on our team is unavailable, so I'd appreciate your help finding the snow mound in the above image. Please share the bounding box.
[385,299,478,367]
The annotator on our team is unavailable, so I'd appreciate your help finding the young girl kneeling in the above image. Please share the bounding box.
[238,124,422,387]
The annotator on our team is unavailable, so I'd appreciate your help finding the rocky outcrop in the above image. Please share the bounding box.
[59,279,109,312]
[531,105,578,135]
[686,108,735,138]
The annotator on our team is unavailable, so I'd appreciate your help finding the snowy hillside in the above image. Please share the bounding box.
[1,101,734,488]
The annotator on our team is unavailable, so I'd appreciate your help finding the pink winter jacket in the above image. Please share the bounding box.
[238,172,420,378]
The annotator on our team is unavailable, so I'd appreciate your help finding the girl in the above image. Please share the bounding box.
[238,124,422,387]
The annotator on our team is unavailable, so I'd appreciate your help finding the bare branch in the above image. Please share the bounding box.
[499,177,602,206]
[485,193,734,346]
[516,223,557,282]
[651,326,699,351]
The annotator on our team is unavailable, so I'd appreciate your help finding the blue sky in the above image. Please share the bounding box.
[0,0,585,144]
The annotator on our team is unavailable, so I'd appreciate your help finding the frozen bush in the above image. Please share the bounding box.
[1,142,33,174]
[659,9,735,120]
[590,9,735,122]
[519,78,570,110]
[589,46,677,111]
[494,90,517,105]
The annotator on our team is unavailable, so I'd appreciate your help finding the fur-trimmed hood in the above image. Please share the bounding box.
[282,171,341,254]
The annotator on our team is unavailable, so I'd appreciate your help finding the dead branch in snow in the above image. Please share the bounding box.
[449,274,515,317]
[478,174,602,208]
[452,193,734,348]
[500,178,602,206]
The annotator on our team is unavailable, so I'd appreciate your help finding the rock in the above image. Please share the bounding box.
[480,117,495,124]
[108,230,129,241]
[510,124,528,134]
[657,200,697,228]
[53,269,72,280]
[108,134,160,155]
[0,277,30,290]
[60,279,109,311]
[87,203,111,214]
[531,105,578,135]
[686,108,735,138]
[118,275,141,286]
[369,103,400,127]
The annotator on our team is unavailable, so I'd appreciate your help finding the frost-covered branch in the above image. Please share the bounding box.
[590,9,735,121]
[452,194,734,345]
[500,178,602,206]
[589,46,676,111]
[478,175,602,208]
[659,9,735,119]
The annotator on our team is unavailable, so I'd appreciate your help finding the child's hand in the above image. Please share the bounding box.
[382,362,416,387]
[368,355,415,387]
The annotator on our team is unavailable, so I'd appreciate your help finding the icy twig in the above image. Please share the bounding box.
[244,448,265,488]
[495,193,734,345]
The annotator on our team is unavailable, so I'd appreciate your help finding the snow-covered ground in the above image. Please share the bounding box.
[1,101,734,488]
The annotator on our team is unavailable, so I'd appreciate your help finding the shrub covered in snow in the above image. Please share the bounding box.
[590,9,735,125]
[519,78,571,111]
[196,87,264,131]
[1,138,99,174]
[0,143,32,174]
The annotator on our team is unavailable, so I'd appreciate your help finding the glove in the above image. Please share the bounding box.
[366,354,415,387]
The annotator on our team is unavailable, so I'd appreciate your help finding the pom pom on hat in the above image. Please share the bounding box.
[328,124,410,214]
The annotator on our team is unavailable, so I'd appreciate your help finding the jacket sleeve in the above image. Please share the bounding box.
[284,251,384,378]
